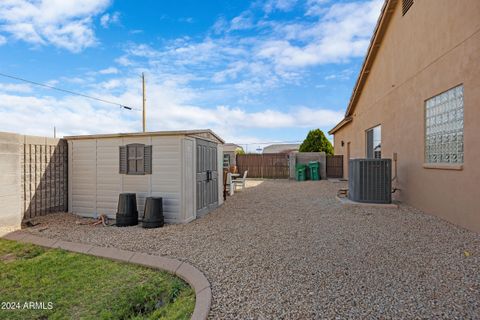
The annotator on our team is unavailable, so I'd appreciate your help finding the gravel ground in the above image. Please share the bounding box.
[26,180,479,319]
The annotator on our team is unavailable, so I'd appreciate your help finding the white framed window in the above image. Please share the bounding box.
[425,85,464,164]
[366,125,381,159]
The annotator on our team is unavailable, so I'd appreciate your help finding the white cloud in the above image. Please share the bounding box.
[263,0,298,13]
[98,67,119,75]
[212,61,248,83]
[0,93,135,137]
[324,68,354,80]
[121,0,382,89]
[0,0,380,142]
[211,17,228,34]
[179,17,194,24]
[0,82,32,93]
[257,0,383,68]
[126,43,159,58]
[100,11,120,28]
[0,72,342,141]
[115,55,135,66]
[0,34,6,45]
[0,0,111,52]
[100,79,122,90]
[305,0,331,16]
[230,12,254,31]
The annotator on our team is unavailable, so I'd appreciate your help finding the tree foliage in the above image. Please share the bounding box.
[299,129,334,155]
[235,147,245,155]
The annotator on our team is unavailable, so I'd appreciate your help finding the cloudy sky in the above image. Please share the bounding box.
[0,0,383,148]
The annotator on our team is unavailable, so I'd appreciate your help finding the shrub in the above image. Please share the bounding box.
[299,129,334,155]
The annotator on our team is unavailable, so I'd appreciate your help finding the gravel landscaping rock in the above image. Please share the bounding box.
[26,180,480,319]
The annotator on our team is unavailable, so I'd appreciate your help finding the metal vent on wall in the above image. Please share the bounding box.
[402,0,414,15]
[348,159,392,204]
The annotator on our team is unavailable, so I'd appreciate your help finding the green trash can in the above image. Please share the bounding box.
[308,161,320,181]
[295,164,307,181]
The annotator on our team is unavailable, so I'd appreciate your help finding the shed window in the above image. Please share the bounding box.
[223,154,230,168]
[366,125,381,159]
[425,85,464,164]
[119,144,152,175]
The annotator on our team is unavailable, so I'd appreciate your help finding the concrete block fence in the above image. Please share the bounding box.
[289,151,327,180]
[0,132,67,236]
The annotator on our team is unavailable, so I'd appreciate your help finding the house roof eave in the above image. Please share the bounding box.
[328,116,353,135]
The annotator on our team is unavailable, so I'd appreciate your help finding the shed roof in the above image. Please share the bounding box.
[223,143,243,152]
[263,143,300,154]
[64,129,225,144]
[329,0,397,135]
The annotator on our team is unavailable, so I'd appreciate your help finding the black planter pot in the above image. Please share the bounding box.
[116,193,138,227]
[142,197,164,228]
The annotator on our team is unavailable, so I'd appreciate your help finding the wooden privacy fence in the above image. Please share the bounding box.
[22,138,68,220]
[236,154,289,178]
[326,155,343,178]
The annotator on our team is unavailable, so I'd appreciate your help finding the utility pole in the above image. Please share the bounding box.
[142,72,146,132]
[53,126,56,138]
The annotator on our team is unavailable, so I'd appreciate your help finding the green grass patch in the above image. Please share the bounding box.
[0,239,194,320]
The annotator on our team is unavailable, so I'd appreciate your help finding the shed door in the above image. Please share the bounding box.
[196,139,218,216]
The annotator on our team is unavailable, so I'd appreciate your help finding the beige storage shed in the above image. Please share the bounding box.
[65,130,224,224]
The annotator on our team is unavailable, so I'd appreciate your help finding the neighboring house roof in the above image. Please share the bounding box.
[65,129,225,144]
[223,143,243,152]
[263,143,300,154]
[329,0,397,135]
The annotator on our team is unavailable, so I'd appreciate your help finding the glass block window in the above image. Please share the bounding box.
[425,85,464,164]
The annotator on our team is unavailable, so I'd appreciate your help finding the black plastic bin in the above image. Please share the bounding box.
[116,193,138,227]
[142,197,164,228]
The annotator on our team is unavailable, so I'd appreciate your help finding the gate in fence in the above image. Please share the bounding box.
[236,154,289,179]
[326,155,343,178]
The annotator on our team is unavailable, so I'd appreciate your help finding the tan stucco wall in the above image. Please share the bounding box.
[333,0,480,231]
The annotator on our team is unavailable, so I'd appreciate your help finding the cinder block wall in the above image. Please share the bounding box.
[22,136,68,219]
[0,133,22,236]
[0,132,67,236]
[289,152,327,179]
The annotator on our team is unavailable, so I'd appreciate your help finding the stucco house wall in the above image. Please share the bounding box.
[331,0,480,231]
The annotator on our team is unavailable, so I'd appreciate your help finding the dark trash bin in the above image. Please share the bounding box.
[116,193,138,227]
[142,197,164,228]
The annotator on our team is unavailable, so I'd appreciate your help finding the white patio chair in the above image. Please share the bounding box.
[232,170,248,191]
[226,172,234,196]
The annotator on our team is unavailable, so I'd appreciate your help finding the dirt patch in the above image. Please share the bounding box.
[1,253,17,262]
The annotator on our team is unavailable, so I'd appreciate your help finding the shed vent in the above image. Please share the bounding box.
[402,0,414,15]
[348,159,392,204]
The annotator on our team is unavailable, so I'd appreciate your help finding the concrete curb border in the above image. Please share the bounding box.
[2,231,211,320]
[335,195,399,208]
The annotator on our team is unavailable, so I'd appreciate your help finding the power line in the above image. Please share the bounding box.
[0,71,140,111]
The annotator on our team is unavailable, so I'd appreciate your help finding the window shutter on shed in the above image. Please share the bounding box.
[144,145,152,174]
[119,146,127,174]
